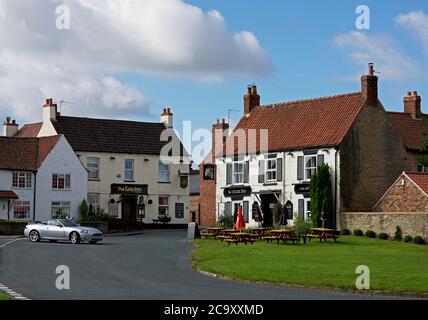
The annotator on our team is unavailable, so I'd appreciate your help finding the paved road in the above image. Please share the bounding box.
[0,230,392,300]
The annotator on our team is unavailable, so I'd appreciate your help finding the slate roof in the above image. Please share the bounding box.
[387,112,428,151]
[0,136,61,171]
[222,92,364,155]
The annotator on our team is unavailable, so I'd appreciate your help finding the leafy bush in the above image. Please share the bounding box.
[365,230,377,238]
[378,232,389,240]
[353,229,364,237]
[394,226,403,241]
[79,207,113,222]
[217,215,233,229]
[341,228,351,235]
[79,199,89,217]
[414,236,426,245]
[404,235,413,243]
[292,217,313,234]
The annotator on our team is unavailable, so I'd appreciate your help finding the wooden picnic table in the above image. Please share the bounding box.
[264,229,298,244]
[249,227,271,239]
[224,232,255,245]
[305,227,339,242]
[201,227,225,239]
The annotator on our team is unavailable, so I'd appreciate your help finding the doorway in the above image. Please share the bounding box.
[233,201,243,225]
[122,196,137,221]
[260,194,277,227]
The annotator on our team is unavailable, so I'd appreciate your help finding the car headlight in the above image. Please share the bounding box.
[80,230,89,234]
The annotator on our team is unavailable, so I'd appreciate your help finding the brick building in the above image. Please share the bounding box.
[373,172,428,212]
[199,63,423,228]
[189,169,200,224]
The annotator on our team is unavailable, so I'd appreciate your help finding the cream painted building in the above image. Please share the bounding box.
[16,101,190,224]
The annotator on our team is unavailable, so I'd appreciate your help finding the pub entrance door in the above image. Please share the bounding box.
[260,194,277,227]
[122,196,137,221]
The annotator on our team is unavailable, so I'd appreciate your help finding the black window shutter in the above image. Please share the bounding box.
[277,158,283,182]
[226,163,232,185]
[297,156,304,180]
[244,161,249,183]
[317,154,325,167]
[243,201,249,223]
[298,199,304,220]
[224,202,232,217]
[258,160,265,183]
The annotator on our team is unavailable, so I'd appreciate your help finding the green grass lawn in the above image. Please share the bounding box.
[192,236,428,294]
[0,292,11,300]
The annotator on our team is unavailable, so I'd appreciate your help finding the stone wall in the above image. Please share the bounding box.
[340,212,428,240]
[0,221,28,235]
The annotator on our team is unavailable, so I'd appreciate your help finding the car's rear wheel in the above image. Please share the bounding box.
[29,230,40,242]
[70,232,80,244]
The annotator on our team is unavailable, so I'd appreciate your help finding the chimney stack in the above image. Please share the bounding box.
[244,84,260,115]
[211,118,229,163]
[3,116,19,137]
[361,63,378,107]
[160,107,173,128]
[43,98,58,123]
[404,91,422,119]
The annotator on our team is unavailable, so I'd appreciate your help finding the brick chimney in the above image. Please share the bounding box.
[3,117,18,137]
[160,107,173,128]
[43,98,57,123]
[361,63,378,107]
[211,118,229,163]
[244,84,260,115]
[403,91,421,119]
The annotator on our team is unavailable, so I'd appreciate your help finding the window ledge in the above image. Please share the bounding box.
[88,179,101,182]
[158,181,171,184]
[263,182,278,186]
[124,180,135,183]
[51,189,72,191]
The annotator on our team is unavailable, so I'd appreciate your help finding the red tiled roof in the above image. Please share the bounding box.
[405,172,428,196]
[15,122,42,137]
[222,92,363,155]
[0,136,61,171]
[0,190,19,199]
[387,112,428,151]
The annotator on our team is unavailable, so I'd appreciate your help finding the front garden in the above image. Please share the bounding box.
[192,235,428,295]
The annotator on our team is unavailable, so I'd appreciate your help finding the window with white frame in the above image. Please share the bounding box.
[125,159,134,181]
[52,174,71,190]
[87,193,100,210]
[265,158,277,182]
[12,172,32,189]
[13,201,31,219]
[158,196,169,216]
[304,156,317,180]
[87,157,100,180]
[306,200,311,221]
[51,201,71,219]
[158,161,170,183]
[233,161,244,184]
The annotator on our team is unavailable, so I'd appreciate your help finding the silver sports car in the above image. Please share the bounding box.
[24,219,103,244]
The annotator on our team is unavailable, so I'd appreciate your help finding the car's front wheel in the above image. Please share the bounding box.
[29,230,40,242]
[70,232,81,244]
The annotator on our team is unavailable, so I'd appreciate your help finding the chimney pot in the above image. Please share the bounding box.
[413,91,418,96]
[368,63,374,76]
[244,84,261,114]
[6,116,10,124]
[404,91,421,119]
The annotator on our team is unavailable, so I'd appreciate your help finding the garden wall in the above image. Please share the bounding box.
[0,221,28,235]
[340,212,428,241]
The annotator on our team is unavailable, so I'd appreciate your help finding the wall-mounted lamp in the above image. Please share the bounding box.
[144,158,150,163]
[110,156,116,160]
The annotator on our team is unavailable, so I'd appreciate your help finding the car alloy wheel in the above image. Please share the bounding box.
[29,230,40,242]
[70,232,80,244]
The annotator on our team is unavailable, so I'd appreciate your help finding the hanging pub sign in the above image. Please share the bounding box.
[294,183,310,194]
[285,200,293,220]
[223,186,252,200]
[111,184,148,195]
[180,176,189,189]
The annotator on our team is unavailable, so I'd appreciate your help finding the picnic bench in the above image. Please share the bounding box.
[201,227,225,239]
[263,229,298,244]
[152,216,171,224]
[305,228,339,242]
[224,232,256,245]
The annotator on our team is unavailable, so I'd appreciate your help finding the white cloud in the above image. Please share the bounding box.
[396,11,428,53]
[333,31,421,81]
[0,0,272,122]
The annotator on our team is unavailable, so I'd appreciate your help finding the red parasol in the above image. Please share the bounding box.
[234,206,246,229]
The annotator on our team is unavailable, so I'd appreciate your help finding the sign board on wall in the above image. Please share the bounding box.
[223,186,252,200]
[111,184,148,195]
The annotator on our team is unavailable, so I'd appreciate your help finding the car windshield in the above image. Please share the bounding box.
[58,219,79,227]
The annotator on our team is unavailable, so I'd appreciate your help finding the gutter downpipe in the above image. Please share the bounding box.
[33,171,37,222]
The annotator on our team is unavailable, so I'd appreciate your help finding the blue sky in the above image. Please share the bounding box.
[113,0,428,140]
[1,0,428,161]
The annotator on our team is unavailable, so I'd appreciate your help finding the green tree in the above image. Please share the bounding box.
[79,199,89,218]
[310,164,333,227]
[417,138,428,168]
